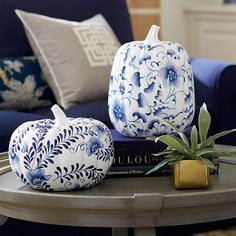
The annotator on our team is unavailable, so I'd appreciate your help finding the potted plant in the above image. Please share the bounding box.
[146,103,236,189]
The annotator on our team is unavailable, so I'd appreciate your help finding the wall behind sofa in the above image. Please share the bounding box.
[126,0,160,40]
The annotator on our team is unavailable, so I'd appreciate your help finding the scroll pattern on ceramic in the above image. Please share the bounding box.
[9,118,114,191]
[108,40,195,137]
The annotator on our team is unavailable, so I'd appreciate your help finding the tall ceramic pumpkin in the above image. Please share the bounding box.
[108,25,195,137]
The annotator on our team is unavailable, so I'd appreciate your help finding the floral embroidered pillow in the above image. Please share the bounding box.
[0,56,55,111]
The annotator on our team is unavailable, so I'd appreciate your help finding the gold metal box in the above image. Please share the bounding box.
[173,160,210,189]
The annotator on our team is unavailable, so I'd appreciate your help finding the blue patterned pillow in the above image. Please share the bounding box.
[0,56,54,111]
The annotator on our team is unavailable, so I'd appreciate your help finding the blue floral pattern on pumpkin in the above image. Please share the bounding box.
[8,117,114,191]
[160,61,181,87]
[26,169,51,187]
[108,40,195,137]
[111,99,126,123]
[86,137,104,156]
[9,152,19,165]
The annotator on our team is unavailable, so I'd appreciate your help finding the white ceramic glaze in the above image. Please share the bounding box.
[108,25,195,137]
[9,105,114,191]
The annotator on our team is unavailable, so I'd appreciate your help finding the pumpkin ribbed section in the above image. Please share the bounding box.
[108,25,195,137]
[9,108,114,191]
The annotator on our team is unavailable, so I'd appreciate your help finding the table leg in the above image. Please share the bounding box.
[134,227,156,236]
[112,228,128,236]
[0,215,8,225]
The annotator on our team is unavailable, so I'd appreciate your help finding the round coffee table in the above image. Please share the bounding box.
[1,148,236,236]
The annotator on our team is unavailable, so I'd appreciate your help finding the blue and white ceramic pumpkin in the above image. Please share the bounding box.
[9,105,114,191]
[108,25,195,137]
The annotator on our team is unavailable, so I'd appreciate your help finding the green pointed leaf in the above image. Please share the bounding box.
[145,159,170,175]
[167,156,186,165]
[147,106,236,167]
[201,129,236,148]
[195,148,218,158]
[198,103,211,143]
[151,150,171,157]
[190,125,198,153]
[201,158,217,169]
[155,135,188,155]
[145,155,186,175]
[170,136,192,157]
[157,117,190,147]
[146,136,157,142]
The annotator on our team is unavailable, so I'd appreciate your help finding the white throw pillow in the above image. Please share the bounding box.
[16,10,120,109]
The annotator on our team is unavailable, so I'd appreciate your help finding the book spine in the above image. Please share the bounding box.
[113,141,166,155]
[111,153,164,167]
[107,165,171,177]
[108,165,219,177]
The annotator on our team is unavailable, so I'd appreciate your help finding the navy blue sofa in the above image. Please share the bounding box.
[1,0,236,236]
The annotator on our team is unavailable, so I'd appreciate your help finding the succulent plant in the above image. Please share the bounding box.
[146,103,236,175]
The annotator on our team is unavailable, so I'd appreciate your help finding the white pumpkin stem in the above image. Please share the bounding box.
[144,25,160,43]
[51,104,69,127]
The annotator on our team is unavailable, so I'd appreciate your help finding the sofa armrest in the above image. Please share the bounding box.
[191,58,236,145]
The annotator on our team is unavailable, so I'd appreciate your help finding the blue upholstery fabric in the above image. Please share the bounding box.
[64,100,111,128]
[191,58,236,145]
[0,110,45,152]
[0,0,133,57]
[33,100,111,126]
[213,65,236,144]
[0,100,110,152]
[191,58,229,133]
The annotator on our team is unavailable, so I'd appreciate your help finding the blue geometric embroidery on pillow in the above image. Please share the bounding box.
[0,56,55,111]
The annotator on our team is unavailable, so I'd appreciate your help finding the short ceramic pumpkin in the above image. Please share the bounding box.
[108,25,195,137]
[9,105,114,191]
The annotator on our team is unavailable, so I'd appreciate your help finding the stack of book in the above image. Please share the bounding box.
[107,129,220,177]
[107,129,168,177]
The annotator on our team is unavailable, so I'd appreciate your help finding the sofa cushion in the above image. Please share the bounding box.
[0,56,54,111]
[1,99,111,152]
[0,111,46,152]
[64,100,112,128]
[32,100,112,128]
[16,10,120,109]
